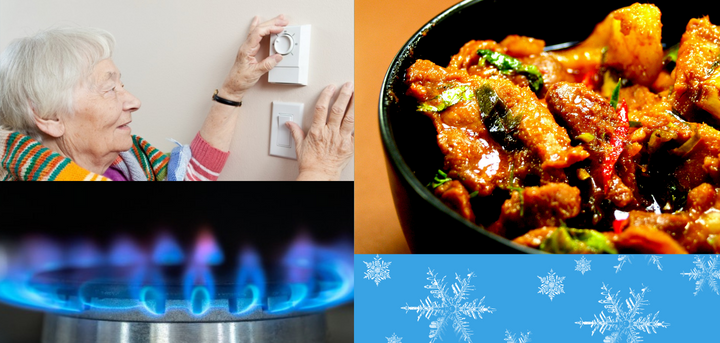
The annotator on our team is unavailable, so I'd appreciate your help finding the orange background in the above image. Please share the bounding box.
[355,0,460,254]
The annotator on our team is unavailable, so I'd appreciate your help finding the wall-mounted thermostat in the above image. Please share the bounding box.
[268,25,311,85]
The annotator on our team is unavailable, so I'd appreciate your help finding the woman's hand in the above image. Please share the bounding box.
[288,83,354,181]
[220,15,289,101]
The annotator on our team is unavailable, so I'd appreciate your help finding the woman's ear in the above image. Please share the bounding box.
[30,104,64,138]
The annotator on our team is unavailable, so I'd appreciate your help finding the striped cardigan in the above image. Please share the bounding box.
[0,130,228,181]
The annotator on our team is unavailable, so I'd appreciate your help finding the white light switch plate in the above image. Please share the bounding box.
[270,101,304,159]
[269,25,311,85]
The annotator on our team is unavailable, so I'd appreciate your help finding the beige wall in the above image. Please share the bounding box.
[0,0,354,181]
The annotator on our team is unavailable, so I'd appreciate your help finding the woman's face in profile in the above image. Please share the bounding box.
[65,58,141,158]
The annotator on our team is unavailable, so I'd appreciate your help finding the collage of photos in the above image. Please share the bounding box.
[1,0,720,342]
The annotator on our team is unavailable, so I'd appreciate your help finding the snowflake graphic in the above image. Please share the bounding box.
[401,268,495,343]
[614,255,631,273]
[386,333,403,343]
[575,256,591,275]
[503,329,531,343]
[538,269,565,301]
[364,254,391,286]
[576,283,669,343]
[680,255,720,296]
[614,255,663,273]
[646,255,663,271]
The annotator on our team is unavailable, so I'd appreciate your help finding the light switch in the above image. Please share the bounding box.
[277,114,292,147]
[269,25,311,85]
[270,102,304,159]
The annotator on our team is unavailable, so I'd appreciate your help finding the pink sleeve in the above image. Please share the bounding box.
[185,133,230,181]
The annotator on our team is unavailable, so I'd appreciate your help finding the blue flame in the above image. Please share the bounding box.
[152,233,184,266]
[0,230,353,318]
[67,239,104,268]
[233,247,265,314]
[109,236,146,266]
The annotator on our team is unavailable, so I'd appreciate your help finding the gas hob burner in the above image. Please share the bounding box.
[42,312,328,343]
[0,230,352,343]
[29,264,346,322]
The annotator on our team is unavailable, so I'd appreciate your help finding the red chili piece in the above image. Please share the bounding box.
[613,218,629,234]
[581,66,599,89]
[602,99,629,193]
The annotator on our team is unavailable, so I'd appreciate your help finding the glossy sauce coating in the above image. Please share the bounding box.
[404,3,720,253]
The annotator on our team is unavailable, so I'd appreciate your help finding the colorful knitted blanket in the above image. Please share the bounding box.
[0,130,168,181]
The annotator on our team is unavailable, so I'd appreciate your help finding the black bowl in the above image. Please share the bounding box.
[379,0,713,253]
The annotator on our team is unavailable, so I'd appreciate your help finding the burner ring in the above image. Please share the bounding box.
[42,312,327,343]
[29,265,347,321]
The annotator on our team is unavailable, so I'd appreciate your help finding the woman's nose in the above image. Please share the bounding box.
[122,89,142,112]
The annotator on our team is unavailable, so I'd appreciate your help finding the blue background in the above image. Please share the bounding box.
[355,254,719,343]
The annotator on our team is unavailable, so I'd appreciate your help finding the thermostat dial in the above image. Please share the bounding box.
[274,33,295,55]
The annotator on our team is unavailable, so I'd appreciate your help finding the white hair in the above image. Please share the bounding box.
[0,27,115,141]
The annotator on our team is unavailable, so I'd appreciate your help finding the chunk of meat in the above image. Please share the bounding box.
[487,183,582,239]
[624,208,720,253]
[499,35,545,58]
[434,180,476,222]
[614,226,688,253]
[480,78,589,169]
[406,60,510,196]
[626,210,691,239]
[672,16,720,121]
[686,183,717,216]
[406,60,588,195]
[512,227,555,249]
[682,209,720,253]
[522,53,576,95]
[618,85,720,201]
[546,82,636,207]
[448,40,502,71]
[448,39,543,91]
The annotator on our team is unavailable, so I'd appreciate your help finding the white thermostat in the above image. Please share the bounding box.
[269,25,311,85]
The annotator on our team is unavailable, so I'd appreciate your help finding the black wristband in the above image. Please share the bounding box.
[212,89,242,107]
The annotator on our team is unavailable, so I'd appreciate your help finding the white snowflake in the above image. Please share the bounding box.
[576,283,669,343]
[364,254,391,286]
[386,333,403,343]
[646,255,663,271]
[575,256,592,275]
[401,268,495,343]
[614,255,631,273]
[538,269,565,301]
[503,329,531,343]
[680,255,720,296]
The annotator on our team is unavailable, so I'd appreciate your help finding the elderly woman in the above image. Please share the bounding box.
[0,15,353,181]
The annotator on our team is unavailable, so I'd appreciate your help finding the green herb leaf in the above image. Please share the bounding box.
[665,109,686,123]
[709,55,720,77]
[670,123,700,157]
[469,190,479,198]
[575,133,595,143]
[539,227,618,254]
[610,78,622,109]
[430,169,452,189]
[477,49,544,94]
[663,43,679,65]
[417,84,474,112]
[476,84,524,151]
